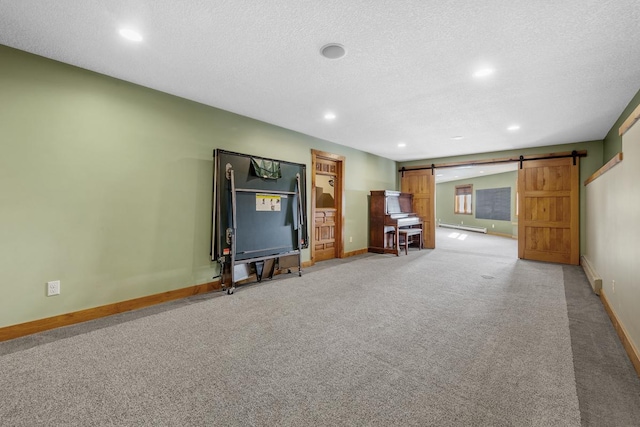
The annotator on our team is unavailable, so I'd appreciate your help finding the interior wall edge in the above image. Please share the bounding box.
[603,87,640,161]
[584,152,623,186]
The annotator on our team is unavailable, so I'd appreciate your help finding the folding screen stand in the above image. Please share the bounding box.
[226,166,304,294]
[211,150,308,295]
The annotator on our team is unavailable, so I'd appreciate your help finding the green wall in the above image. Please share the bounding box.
[603,87,640,162]
[400,140,605,255]
[0,45,397,328]
[436,171,517,237]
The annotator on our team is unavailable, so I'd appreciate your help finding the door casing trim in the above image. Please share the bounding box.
[311,149,345,262]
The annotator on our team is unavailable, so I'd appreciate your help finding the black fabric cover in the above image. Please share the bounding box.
[251,158,281,179]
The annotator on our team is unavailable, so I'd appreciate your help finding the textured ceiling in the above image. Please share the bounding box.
[1,0,639,162]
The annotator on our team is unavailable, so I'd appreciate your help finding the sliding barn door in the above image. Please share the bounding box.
[400,169,435,249]
[518,157,579,265]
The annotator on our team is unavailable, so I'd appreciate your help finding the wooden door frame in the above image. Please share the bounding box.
[401,150,584,259]
[311,149,345,263]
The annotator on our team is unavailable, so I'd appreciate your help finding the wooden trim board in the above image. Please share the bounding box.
[343,248,368,258]
[0,280,222,342]
[584,152,623,186]
[1,258,318,343]
[487,231,516,239]
[401,150,588,172]
[619,103,640,136]
[601,290,640,378]
[311,150,346,162]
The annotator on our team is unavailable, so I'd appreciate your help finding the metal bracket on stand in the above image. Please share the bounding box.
[295,173,304,277]
[226,167,237,294]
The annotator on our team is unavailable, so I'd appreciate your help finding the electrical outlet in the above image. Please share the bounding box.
[461,221,463,225]
[612,280,615,293]
[47,280,60,296]
[349,236,353,243]
[492,224,495,228]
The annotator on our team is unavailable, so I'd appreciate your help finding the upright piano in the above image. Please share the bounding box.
[369,190,423,255]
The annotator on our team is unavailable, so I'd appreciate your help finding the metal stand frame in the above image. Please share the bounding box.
[222,167,304,295]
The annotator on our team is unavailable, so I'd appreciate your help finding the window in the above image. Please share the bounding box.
[454,184,473,214]
[315,174,335,208]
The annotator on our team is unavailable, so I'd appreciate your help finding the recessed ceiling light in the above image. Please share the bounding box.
[324,112,336,120]
[451,136,464,140]
[479,171,485,173]
[473,68,495,78]
[436,174,444,177]
[320,43,346,59]
[397,142,406,148]
[507,125,521,131]
[119,28,143,42]
[454,175,459,178]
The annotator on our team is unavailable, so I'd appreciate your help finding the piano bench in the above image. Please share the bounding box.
[398,228,423,255]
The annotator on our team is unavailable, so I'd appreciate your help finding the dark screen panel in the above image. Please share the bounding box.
[212,149,308,261]
[476,187,511,221]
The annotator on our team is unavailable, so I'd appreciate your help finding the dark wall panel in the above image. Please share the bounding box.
[476,187,511,221]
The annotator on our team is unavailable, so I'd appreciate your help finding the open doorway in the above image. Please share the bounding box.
[435,162,519,240]
[401,151,582,265]
[434,163,519,258]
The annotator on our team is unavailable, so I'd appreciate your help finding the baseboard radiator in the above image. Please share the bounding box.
[580,255,602,295]
[438,223,487,234]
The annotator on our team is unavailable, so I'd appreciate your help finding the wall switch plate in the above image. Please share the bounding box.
[349,236,353,243]
[47,280,60,296]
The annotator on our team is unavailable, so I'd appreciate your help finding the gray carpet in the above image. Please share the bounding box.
[563,265,640,426]
[0,230,637,426]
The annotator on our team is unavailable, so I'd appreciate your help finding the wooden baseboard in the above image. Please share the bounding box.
[1,256,320,343]
[600,290,640,378]
[487,231,516,239]
[343,248,368,258]
[0,280,222,342]
[580,255,602,295]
